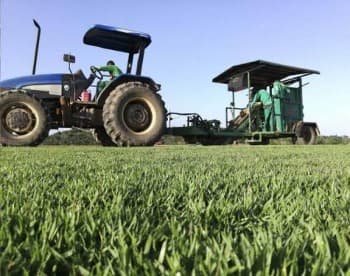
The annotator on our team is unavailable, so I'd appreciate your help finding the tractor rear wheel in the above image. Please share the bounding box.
[0,92,49,146]
[91,127,116,146]
[298,125,317,145]
[103,82,166,146]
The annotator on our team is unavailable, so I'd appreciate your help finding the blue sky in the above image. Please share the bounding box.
[1,0,350,135]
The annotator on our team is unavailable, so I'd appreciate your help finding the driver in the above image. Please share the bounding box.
[93,60,123,95]
[249,87,273,131]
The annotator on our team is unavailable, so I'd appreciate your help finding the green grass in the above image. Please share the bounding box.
[0,145,349,275]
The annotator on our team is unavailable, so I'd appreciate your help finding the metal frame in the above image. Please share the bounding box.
[126,53,134,74]
[136,47,145,75]
[125,46,145,75]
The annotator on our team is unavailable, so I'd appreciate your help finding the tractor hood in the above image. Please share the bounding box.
[0,74,63,90]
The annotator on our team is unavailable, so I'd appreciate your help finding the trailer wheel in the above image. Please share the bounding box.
[103,82,166,146]
[0,92,49,146]
[257,138,270,145]
[91,127,116,146]
[198,137,233,146]
[183,136,199,144]
[298,125,317,145]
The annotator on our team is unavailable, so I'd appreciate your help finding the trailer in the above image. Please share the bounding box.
[166,60,320,145]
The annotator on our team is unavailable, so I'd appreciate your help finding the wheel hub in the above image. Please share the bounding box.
[4,107,35,134]
[123,101,152,132]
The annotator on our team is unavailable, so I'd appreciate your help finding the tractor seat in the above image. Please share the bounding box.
[73,70,95,95]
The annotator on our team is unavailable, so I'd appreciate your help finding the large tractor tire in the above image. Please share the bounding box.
[91,127,116,146]
[0,92,49,146]
[297,125,317,145]
[103,82,166,146]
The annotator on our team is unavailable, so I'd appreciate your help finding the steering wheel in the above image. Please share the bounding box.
[90,66,103,80]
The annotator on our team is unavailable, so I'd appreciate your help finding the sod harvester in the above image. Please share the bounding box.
[0,21,319,146]
[167,60,320,145]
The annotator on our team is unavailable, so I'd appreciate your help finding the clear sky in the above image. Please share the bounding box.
[1,0,349,135]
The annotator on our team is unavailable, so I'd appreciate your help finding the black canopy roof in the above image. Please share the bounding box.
[83,24,152,54]
[212,60,319,88]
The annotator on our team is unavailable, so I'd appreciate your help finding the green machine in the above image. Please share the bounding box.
[166,60,320,145]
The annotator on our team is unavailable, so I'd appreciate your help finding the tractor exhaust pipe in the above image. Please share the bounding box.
[32,19,41,75]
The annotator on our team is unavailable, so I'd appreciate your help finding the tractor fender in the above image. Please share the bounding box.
[96,75,161,106]
[294,121,320,137]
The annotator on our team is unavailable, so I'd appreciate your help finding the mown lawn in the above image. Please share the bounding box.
[0,145,349,275]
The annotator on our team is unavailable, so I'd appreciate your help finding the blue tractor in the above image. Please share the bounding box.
[0,21,166,146]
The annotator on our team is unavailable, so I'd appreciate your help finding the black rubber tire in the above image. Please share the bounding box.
[0,92,49,146]
[91,127,116,146]
[103,82,166,146]
[198,137,234,146]
[183,136,199,144]
[298,125,317,145]
[260,138,270,145]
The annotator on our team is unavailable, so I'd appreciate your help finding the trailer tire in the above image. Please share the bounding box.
[0,92,49,146]
[298,125,317,145]
[198,137,233,146]
[91,127,116,146]
[256,138,270,145]
[184,136,199,144]
[103,82,166,146]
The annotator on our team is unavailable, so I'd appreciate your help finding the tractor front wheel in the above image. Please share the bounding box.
[0,92,49,146]
[103,82,166,146]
